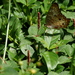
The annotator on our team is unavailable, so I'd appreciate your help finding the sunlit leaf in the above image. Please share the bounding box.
[58,56,71,64]
[48,72,59,75]
[43,51,58,71]
[16,0,26,5]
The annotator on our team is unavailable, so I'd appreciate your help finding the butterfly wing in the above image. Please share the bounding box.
[45,3,70,29]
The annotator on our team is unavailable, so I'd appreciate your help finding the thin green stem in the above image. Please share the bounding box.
[3,0,11,63]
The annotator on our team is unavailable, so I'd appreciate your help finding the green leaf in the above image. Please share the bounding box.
[28,24,38,35]
[19,70,30,75]
[0,18,2,29]
[55,65,64,73]
[33,36,49,49]
[37,25,46,35]
[0,61,18,75]
[35,72,44,75]
[27,0,36,5]
[59,44,74,57]
[5,60,19,69]
[0,67,18,75]
[8,47,17,60]
[66,29,75,37]
[72,43,75,49]
[14,11,25,18]
[50,34,74,50]
[50,40,69,49]
[44,29,60,49]
[58,56,71,64]
[41,5,45,14]
[21,60,27,69]
[48,71,59,75]
[9,17,22,38]
[67,5,75,10]
[0,44,4,50]
[43,51,58,72]
[59,71,71,75]
[64,35,74,41]
[16,0,26,5]
[43,0,50,10]
[61,11,75,19]
[31,1,41,9]
[63,0,69,6]
[21,45,34,57]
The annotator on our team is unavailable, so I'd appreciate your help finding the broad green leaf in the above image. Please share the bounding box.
[67,5,75,10]
[28,24,38,35]
[66,29,75,37]
[61,11,75,19]
[33,36,49,49]
[50,40,69,49]
[72,43,75,49]
[16,0,26,5]
[41,5,45,14]
[21,45,34,57]
[19,70,30,75]
[44,29,60,49]
[5,60,18,69]
[8,47,17,60]
[43,51,58,72]
[59,44,74,57]
[50,35,60,46]
[37,25,46,35]
[0,61,18,75]
[35,72,44,75]
[59,71,71,75]
[48,71,59,75]
[18,29,32,46]
[1,9,8,15]
[27,0,36,5]
[43,0,50,10]
[20,39,32,46]
[8,43,14,48]
[50,34,74,49]
[31,1,41,9]
[58,56,71,64]
[0,67,18,75]
[55,65,64,73]
[14,11,25,18]
[63,0,69,6]
[20,60,27,69]
[64,35,74,41]
[9,17,22,38]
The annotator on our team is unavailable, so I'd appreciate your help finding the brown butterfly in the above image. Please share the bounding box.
[45,3,70,29]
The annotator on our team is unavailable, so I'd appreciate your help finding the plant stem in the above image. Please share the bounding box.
[27,50,30,66]
[3,0,11,63]
[37,12,41,30]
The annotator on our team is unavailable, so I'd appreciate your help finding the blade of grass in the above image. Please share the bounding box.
[3,0,11,63]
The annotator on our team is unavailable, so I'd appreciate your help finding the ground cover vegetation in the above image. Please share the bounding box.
[0,0,75,75]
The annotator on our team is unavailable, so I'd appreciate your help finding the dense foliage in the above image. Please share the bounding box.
[0,0,75,75]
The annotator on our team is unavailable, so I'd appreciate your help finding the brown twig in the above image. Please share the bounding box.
[37,12,41,30]
[27,50,30,66]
